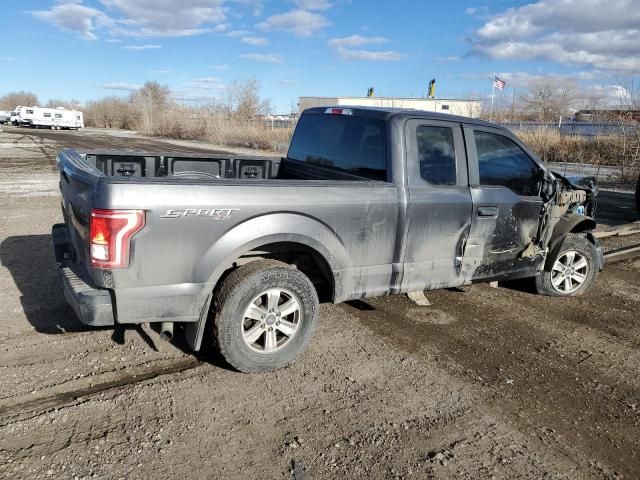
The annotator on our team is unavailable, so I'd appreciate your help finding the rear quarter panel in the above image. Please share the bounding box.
[92,179,399,321]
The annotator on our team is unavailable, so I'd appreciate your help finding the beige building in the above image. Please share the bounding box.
[298,96,482,118]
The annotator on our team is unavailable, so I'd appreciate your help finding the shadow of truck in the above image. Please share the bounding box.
[1,234,87,334]
[0,234,224,361]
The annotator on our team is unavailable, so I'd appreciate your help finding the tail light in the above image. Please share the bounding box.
[90,209,145,268]
[324,107,353,115]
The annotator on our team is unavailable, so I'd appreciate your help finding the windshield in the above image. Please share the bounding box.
[288,113,387,181]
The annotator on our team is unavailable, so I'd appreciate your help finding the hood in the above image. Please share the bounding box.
[551,171,599,197]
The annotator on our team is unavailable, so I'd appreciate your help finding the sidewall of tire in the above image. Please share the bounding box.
[214,263,319,373]
[536,234,598,297]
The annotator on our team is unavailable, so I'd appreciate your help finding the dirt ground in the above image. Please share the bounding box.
[0,126,639,480]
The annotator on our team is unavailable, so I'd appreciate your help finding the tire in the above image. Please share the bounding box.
[535,233,599,297]
[212,260,319,373]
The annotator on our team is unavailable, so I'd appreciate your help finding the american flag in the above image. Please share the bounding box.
[493,76,506,91]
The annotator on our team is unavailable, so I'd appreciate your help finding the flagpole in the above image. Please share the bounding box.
[489,73,495,122]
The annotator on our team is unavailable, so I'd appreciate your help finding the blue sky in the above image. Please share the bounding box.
[2,0,638,112]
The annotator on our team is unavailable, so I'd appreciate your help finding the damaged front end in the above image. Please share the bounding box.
[522,170,599,268]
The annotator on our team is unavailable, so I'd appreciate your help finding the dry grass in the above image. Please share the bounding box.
[518,127,640,180]
[148,106,294,152]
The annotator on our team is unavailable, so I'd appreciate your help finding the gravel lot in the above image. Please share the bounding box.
[0,126,639,480]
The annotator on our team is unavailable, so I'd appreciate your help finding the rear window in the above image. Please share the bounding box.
[288,113,387,180]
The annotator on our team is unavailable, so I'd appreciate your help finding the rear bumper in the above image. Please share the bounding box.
[52,224,115,327]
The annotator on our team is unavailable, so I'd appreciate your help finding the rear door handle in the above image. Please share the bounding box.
[478,206,498,217]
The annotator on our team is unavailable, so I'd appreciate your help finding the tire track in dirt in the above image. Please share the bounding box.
[345,283,640,478]
[0,357,202,424]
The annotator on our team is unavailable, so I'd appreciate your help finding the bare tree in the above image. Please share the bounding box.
[615,75,640,181]
[617,75,639,110]
[520,79,577,122]
[0,91,39,110]
[84,97,137,129]
[45,98,82,110]
[223,78,271,120]
[130,81,171,134]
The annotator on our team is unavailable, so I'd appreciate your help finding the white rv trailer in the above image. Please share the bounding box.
[15,106,84,130]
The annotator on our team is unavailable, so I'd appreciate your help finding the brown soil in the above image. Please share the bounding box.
[1,126,639,479]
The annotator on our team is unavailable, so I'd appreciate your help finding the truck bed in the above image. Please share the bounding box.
[78,150,382,182]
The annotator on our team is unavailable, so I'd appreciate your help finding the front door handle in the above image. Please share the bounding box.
[478,206,498,217]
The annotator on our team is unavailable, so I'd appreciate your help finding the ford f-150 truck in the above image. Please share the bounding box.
[53,107,603,372]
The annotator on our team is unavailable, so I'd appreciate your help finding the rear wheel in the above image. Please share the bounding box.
[212,260,319,373]
[535,233,599,296]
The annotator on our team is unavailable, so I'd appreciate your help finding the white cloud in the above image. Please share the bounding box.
[241,36,270,46]
[465,6,488,16]
[32,0,229,39]
[124,44,162,50]
[471,0,640,71]
[327,33,405,61]
[437,56,461,62]
[151,69,174,74]
[210,64,229,71]
[31,3,113,40]
[256,10,330,37]
[328,34,387,48]
[292,0,332,10]
[230,0,265,17]
[460,70,610,88]
[102,82,142,91]
[188,76,226,89]
[226,29,251,37]
[212,23,230,32]
[336,47,407,61]
[100,0,226,37]
[239,53,284,63]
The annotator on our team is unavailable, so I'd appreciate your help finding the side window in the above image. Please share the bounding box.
[474,131,540,196]
[55,113,62,118]
[26,109,34,114]
[43,113,51,118]
[416,125,457,186]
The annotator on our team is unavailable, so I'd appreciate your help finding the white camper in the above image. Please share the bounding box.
[51,107,84,130]
[14,106,84,130]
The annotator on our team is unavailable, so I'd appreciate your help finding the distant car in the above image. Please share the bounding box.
[0,111,10,124]
[636,174,640,212]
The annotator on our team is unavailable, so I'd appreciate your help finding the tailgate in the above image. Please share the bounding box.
[56,149,104,266]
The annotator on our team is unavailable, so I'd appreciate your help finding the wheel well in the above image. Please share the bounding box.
[570,218,596,234]
[223,242,334,303]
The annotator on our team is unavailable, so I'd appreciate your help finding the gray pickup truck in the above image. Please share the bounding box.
[53,106,602,372]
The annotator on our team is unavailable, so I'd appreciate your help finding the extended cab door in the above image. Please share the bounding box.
[401,119,473,291]
[463,125,545,280]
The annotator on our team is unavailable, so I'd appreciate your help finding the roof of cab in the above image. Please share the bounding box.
[301,105,499,129]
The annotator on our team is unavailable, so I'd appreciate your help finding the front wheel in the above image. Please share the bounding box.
[535,233,599,296]
[212,260,319,373]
